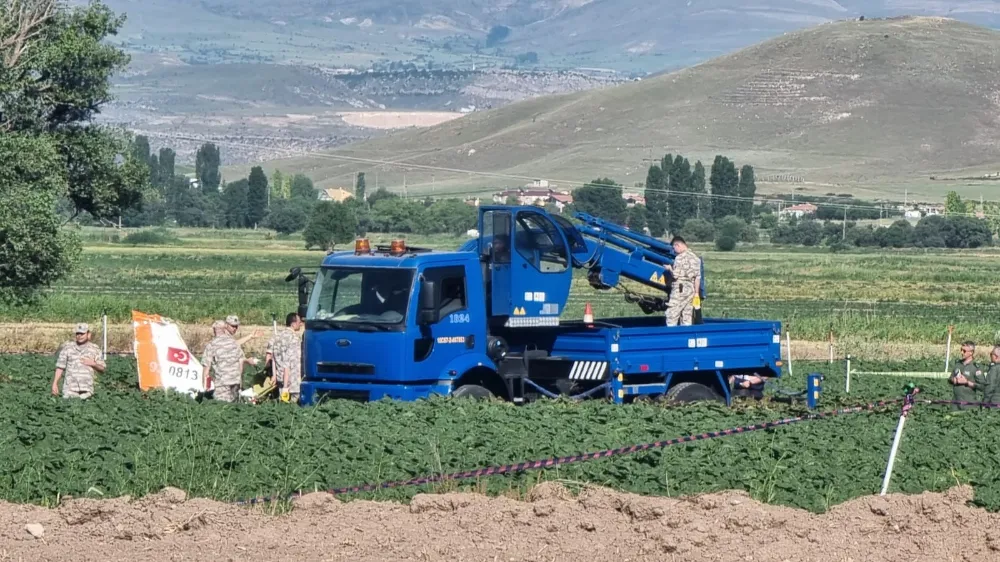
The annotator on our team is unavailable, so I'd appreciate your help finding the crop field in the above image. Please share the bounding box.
[2,353,999,513]
[5,227,1000,355]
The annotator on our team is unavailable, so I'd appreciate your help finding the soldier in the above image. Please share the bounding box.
[51,323,105,399]
[265,312,303,402]
[224,315,263,347]
[984,345,1000,406]
[664,236,701,327]
[202,320,258,403]
[949,340,984,410]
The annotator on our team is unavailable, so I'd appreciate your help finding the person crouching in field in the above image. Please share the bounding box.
[949,340,985,410]
[202,320,258,402]
[51,323,105,399]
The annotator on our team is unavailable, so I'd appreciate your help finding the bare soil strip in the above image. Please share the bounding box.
[1,484,996,561]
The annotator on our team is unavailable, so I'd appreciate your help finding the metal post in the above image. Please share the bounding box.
[845,354,851,393]
[944,325,954,373]
[828,331,834,364]
[272,313,277,335]
[101,311,108,360]
[880,387,919,496]
[785,331,794,378]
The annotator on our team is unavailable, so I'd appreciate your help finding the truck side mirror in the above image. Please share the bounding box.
[297,275,310,319]
[418,280,439,325]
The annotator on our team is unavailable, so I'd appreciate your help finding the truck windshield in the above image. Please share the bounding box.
[307,267,415,326]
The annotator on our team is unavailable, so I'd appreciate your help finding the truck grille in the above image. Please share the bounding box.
[316,389,370,403]
[316,362,375,375]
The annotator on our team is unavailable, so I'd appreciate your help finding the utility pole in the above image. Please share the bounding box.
[842,206,847,240]
[403,174,407,199]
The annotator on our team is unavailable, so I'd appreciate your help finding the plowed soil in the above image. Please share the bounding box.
[3,484,998,561]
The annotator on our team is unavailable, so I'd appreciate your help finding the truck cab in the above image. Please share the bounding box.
[300,244,494,403]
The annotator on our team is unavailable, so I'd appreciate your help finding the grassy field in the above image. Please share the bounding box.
[5,227,1000,358]
[2,352,998,512]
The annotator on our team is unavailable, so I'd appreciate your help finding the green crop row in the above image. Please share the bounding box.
[1,354,998,513]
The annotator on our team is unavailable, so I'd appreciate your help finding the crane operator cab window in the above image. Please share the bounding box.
[514,211,568,273]
[482,210,512,264]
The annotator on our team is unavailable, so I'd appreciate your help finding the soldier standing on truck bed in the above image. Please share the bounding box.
[265,312,303,402]
[664,236,701,327]
[949,340,984,410]
[51,323,105,399]
[203,320,258,402]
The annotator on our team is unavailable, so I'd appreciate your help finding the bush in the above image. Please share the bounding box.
[680,218,715,242]
[265,198,311,235]
[120,228,179,246]
[718,215,759,243]
[759,213,778,230]
[715,236,736,251]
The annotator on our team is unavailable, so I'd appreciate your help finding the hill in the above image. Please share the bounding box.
[246,17,1000,198]
[99,0,1000,72]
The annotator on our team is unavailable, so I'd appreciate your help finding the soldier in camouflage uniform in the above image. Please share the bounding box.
[983,346,1000,406]
[949,340,985,410]
[224,315,263,347]
[51,323,106,399]
[265,312,303,401]
[202,320,258,402]
[664,236,702,327]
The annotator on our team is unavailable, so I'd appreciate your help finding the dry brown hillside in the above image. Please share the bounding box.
[259,16,1000,197]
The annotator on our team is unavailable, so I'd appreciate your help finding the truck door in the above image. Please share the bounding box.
[412,265,479,372]
[481,209,511,318]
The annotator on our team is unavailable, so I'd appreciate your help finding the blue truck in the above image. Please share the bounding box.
[288,205,783,406]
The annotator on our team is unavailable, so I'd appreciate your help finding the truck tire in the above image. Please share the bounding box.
[663,382,724,404]
[452,384,494,399]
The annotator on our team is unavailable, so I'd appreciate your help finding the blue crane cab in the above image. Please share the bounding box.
[294,206,782,406]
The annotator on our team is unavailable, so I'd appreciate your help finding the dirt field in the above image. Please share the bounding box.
[2,484,998,561]
[336,110,464,129]
[0,322,949,363]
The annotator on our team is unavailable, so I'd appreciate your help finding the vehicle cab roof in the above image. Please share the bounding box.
[320,249,470,268]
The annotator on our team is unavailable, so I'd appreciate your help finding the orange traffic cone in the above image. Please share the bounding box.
[584,302,594,326]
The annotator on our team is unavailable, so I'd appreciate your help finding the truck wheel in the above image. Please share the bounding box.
[452,384,494,399]
[663,382,724,404]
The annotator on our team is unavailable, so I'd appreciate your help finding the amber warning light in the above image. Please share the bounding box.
[354,238,371,254]
[390,239,406,255]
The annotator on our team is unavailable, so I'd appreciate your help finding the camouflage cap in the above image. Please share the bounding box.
[74,323,90,334]
[225,315,240,327]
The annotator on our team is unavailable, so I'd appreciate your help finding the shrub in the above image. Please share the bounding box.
[120,228,178,246]
[715,236,737,251]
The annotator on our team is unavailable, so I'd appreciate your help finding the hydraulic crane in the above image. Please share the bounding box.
[293,205,782,406]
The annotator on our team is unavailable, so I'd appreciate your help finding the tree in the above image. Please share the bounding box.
[945,191,965,216]
[131,135,150,163]
[624,204,647,233]
[290,173,318,200]
[158,147,175,183]
[680,218,715,242]
[370,198,429,233]
[643,164,667,236]
[877,220,913,248]
[690,161,707,219]
[271,169,285,201]
[1,0,145,301]
[148,153,159,187]
[666,157,694,235]
[759,213,778,230]
[715,236,736,251]
[737,165,756,220]
[366,187,399,208]
[195,142,221,194]
[427,199,476,235]
[266,198,311,234]
[355,172,366,202]
[571,178,626,224]
[710,156,739,221]
[718,215,756,243]
[303,202,356,250]
[221,179,249,228]
[246,166,268,226]
[0,134,81,303]
[485,25,510,47]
